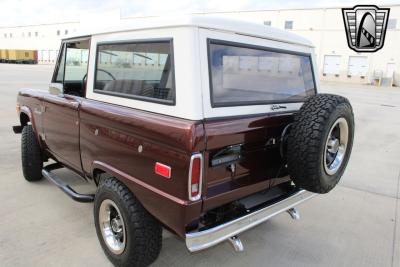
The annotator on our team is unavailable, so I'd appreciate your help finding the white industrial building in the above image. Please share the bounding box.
[0,5,399,85]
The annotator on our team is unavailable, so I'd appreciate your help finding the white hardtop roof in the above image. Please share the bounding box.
[68,15,313,47]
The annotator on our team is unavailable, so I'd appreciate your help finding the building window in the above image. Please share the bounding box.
[57,30,60,36]
[264,21,271,26]
[28,32,31,37]
[388,19,397,29]
[22,32,25,37]
[9,33,12,38]
[4,33,7,38]
[35,32,38,37]
[284,21,293,29]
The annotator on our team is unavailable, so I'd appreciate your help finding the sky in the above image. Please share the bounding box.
[0,0,398,27]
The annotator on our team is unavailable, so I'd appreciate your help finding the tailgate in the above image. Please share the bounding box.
[201,112,294,211]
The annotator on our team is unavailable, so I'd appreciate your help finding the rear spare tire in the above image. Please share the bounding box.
[287,94,354,193]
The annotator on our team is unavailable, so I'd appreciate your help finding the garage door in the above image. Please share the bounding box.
[348,56,368,76]
[385,63,396,78]
[49,50,58,63]
[323,55,341,75]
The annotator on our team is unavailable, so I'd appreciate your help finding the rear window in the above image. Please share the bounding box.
[94,40,175,105]
[208,40,316,107]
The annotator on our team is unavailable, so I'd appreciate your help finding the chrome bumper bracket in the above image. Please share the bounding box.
[228,236,244,252]
[287,207,300,220]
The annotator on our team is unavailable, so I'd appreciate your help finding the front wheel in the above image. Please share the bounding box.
[94,177,162,267]
[21,125,43,181]
[287,94,355,193]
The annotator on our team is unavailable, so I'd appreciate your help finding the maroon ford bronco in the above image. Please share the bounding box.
[13,16,354,267]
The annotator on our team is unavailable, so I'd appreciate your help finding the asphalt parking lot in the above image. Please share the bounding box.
[0,63,399,267]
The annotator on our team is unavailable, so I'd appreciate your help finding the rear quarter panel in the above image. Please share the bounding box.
[81,27,207,236]
[79,99,205,236]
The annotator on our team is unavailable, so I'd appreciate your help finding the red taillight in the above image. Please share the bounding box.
[154,162,171,179]
[189,154,202,201]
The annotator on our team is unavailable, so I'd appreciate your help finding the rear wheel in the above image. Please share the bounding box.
[94,177,162,267]
[287,94,354,193]
[21,125,43,181]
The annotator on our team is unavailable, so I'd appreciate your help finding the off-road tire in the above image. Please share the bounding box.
[21,125,43,181]
[94,177,162,267]
[287,94,354,193]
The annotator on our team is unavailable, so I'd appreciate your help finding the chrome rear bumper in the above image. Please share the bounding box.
[185,189,316,252]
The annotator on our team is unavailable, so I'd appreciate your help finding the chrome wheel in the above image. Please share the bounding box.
[324,118,349,175]
[99,199,126,255]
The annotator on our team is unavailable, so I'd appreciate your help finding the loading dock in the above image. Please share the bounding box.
[348,56,368,77]
[323,55,341,76]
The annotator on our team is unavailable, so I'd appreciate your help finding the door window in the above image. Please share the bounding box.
[52,39,90,96]
[64,42,89,81]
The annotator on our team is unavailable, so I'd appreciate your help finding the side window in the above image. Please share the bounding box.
[284,21,293,30]
[52,39,90,96]
[94,40,175,105]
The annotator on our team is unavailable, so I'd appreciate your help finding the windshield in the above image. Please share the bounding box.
[208,40,316,107]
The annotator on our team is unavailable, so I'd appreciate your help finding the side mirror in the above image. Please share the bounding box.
[49,83,63,95]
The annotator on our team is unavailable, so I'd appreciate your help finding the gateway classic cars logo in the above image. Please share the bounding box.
[342,5,390,52]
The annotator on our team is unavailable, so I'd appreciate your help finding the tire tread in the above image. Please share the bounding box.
[287,94,354,193]
[95,177,162,267]
[21,125,43,181]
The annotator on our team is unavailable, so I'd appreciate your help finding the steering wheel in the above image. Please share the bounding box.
[97,68,116,81]
[82,68,117,86]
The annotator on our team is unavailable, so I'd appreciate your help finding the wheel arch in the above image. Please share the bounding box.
[91,162,161,221]
[90,160,197,237]
[19,106,44,149]
[20,112,30,126]
[93,168,106,186]
[91,161,142,198]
